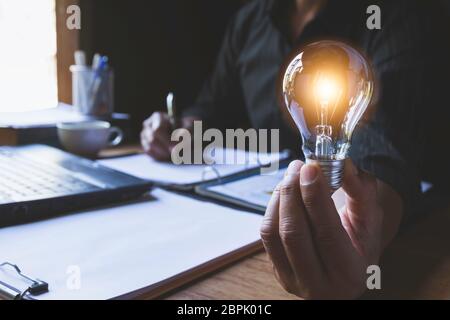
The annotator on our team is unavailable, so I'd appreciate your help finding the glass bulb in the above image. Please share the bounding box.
[282,40,374,191]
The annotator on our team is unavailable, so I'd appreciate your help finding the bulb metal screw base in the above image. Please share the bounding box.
[305,158,345,193]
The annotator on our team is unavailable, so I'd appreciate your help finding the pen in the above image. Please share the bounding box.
[166,92,177,128]
[89,55,108,108]
[92,53,101,69]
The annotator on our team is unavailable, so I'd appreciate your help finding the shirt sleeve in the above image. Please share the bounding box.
[349,1,443,216]
[181,12,247,130]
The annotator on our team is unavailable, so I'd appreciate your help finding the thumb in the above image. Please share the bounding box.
[300,163,359,265]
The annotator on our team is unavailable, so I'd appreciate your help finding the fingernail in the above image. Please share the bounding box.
[300,164,318,185]
[286,160,300,176]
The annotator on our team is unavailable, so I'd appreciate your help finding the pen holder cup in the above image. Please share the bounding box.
[70,65,114,117]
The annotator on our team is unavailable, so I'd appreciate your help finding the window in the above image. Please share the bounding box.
[0,0,58,112]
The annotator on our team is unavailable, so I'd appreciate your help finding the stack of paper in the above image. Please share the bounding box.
[0,189,262,300]
[99,149,289,188]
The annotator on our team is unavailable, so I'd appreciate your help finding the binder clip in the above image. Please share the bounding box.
[0,262,49,300]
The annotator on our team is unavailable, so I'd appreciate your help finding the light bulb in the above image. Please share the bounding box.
[282,41,374,191]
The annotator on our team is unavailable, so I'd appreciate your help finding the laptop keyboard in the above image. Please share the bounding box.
[0,150,99,204]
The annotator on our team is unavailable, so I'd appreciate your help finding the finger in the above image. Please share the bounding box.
[342,158,376,203]
[149,141,171,160]
[140,130,149,150]
[341,159,383,255]
[151,112,171,131]
[153,129,172,151]
[143,115,154,128]
[278,160,324,288]
[300,163,361,271]
[146,143,170,161]
[260,181,295,290]
[142,126,172,156]
[150,148,171,161]
[151,115,172,150]
[141,129,171,160]
[144,112,167,126]
[143,112,173,149]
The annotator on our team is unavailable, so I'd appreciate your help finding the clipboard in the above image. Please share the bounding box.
[0,262,49,300]
[195,160,290,213]
[0,189,264,300]
[99,149,292,191]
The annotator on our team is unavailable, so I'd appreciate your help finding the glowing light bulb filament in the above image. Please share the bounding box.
[314,75,340,159]
[317,77,336,105]
[315,76,338,125]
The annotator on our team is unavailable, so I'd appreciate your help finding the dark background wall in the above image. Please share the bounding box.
[79,0,246,138]
[77,0,450,140]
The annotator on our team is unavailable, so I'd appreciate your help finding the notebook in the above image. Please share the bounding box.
[0,189,263,300]
[99,149,290,190]
[196,167,347,213]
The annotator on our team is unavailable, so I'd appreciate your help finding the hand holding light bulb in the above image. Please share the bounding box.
[282,40,374,192]
[261,41,383,299]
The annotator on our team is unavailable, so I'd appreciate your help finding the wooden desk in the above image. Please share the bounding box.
[104,146,450,300]
[153,204,450,300]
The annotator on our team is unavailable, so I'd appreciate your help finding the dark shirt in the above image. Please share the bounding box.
[183,0,450,214]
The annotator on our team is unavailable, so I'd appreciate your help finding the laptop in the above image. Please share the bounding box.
[0,144,152,227]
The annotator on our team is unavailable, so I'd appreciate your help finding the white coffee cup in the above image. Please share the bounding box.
[57,121,123,157]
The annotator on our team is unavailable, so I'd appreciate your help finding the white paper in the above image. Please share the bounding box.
[99,149,288,185]
[0,189,262,300]
[208,169,287,208]
[0,104,88,128]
